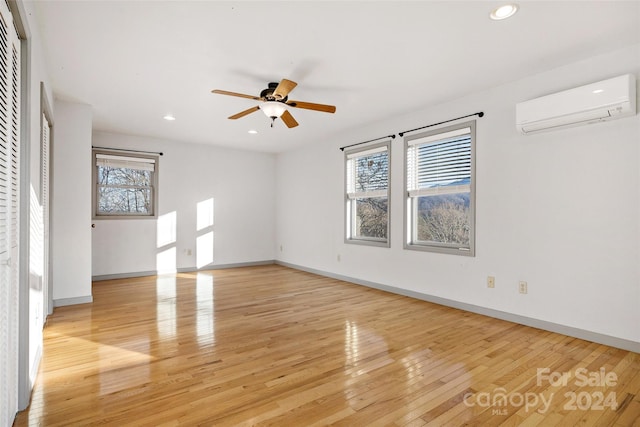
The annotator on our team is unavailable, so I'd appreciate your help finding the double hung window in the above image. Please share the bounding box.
[404,122,475,255]
[345,141,390,246]
[93,150,158,218]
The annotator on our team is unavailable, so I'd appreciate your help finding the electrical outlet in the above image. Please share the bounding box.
[487,276,495,288]
[519,281,528,294]
[280,245,283,252]
[337,254,341,262]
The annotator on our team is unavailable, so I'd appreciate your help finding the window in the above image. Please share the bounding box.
[345,141,390,246]
[93,150,158,218]
[404,121,475,255]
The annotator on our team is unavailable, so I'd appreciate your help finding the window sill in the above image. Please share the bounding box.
[404,242,474,257]
[345,238,390,248]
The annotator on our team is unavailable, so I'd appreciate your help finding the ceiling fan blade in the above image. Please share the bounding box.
[280,110,299,128]
[273,79,297,100]
[228,106,260,120]
[287,100,336,113]
[212,89,261,101]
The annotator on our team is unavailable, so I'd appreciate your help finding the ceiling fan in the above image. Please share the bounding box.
[212,79,336,128]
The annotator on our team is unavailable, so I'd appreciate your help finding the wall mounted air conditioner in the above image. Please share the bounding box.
[516,74,636,134]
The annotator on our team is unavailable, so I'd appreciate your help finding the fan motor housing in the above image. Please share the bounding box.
[260,82,288,102]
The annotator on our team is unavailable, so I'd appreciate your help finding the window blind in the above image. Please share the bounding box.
[96,153,155,172]
[346,145,389,199]
[407,127,471,197]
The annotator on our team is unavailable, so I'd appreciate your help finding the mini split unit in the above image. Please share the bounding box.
[516,74,637,134]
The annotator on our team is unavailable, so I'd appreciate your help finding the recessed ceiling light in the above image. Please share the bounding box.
[163,114,176,121]
[592,89,604,94]
[490,4,519,20]
[248,130,258,134]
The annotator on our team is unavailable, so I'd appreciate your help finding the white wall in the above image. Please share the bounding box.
[275,44,640,345]
[91,132,276,277]
[51,100,92,303]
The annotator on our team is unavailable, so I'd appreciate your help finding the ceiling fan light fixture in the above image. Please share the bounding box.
[212,78,336,129]
[260,101,287,119]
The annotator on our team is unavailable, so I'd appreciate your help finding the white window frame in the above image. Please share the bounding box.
[92,149,159,219]
[404,121,476,256]
[344,140,391,247]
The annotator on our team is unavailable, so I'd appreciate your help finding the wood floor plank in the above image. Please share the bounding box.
[14,265,640,426]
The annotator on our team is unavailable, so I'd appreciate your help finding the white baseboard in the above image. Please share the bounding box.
[53,295,93,307]
[276,261,640,353]
[91,260,276,282]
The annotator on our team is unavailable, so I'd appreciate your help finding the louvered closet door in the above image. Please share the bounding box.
[42,113,50,318]
[0,0,20,424]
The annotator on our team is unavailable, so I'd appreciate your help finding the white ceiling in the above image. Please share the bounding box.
[33,1,640,153]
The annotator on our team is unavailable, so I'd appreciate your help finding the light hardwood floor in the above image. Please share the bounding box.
[15,265,640,426]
